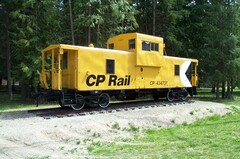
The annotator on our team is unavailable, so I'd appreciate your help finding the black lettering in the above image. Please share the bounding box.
[108,75,117,86]
[150,81,155,85]
[127,75,130,85]
[124,76,128,85]
[96,75,105,86]
[117,78,124,86]
[156,81,168,85]
[86,74,96,86]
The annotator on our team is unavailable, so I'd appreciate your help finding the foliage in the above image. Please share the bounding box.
[73,0,138,47]
[184,0,240,98]
[0,0,240,100]
[0,0,138,99]
[25,156,50,159]
[134,0,190,56]
[196,87,240,106]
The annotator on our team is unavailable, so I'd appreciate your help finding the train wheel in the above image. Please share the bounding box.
[98,93,110,108]
[58,98,64,107]
[167,90,174,102]
[72,95,85,110]
[181,89,188,101]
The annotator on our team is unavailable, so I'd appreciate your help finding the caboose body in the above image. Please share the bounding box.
[39,33,198,110]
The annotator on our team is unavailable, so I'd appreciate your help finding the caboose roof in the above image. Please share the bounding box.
[107,32,164,43]
[42,44,82,52]
[42,44,130,54]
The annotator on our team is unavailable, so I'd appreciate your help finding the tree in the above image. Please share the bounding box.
[184,0,240,99]
[134,0,190,56]
[0,0,13,100]
[73,0,138,47]
[0,0,138,100]
[0,0,63,99]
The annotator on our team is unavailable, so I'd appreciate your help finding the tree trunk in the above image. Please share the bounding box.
[222,81,225,99]
[216,81,220,99]
[5,11,13,100]
[12,80,15,92]
[96,23,100,47]
[69,0,75,45]
[0,75,2,86]
[87,27,91,45]
[231,79,234,95]
[87,6,91,45]
[226,80,231,99]
[21,81,30,100]
[152,0,156,35]
[211,84,215,93]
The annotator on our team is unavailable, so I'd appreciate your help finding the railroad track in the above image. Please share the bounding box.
[29,99,195,119]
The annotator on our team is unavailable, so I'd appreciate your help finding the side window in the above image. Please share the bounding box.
[175,65,180,76]
[62,51,68,69]
[106,59,115,74]
[151,43,159,51]
[142,41,159,52]
[129,39,135,49]
[44,54,52,70]
[142,41,150,51]
[109,43,114,49]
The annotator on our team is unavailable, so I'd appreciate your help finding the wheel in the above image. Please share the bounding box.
[58,97,64,107]
[181,89,188,101]
[85,96,98,108]
[167,90,174,102]
[98,93,110,108]
[71,95,85,110]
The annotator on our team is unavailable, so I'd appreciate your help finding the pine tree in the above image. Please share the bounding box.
[0,0,13,100]
[185,0,240,99]
[0,0,63,99]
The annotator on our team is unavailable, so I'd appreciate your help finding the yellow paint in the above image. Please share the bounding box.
[40,33,198,91]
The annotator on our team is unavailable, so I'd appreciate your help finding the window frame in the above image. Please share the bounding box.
[106,59,115,74]
[142,41,151,51]
[129,39,136,50]
[142,41,159,52]
[62,51,68,70]
[109,43,114,49]
[174,65,180,76]
[151,43,159,51]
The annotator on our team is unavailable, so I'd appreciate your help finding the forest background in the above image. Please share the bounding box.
[0,0,240,101]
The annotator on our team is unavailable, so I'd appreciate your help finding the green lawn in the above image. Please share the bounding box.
[88,107,240,159]
[193,88,240,106]
[0,87,36,111]
[87,88,240,158]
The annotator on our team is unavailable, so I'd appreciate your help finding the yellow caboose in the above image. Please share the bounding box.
[39,33,198,110]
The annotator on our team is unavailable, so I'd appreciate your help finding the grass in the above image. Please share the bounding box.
[189,110,194,115]
[195,88,240,106]
[87,88,240,158]
[0,93,35,111]
[0,86,56,111]
[112,122,121,130]
[123,123,140,132]
[0,86,36,111]
[25,156,49,159]
[88,107,240,158]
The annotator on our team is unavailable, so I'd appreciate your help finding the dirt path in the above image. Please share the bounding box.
[0,101,230,159]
